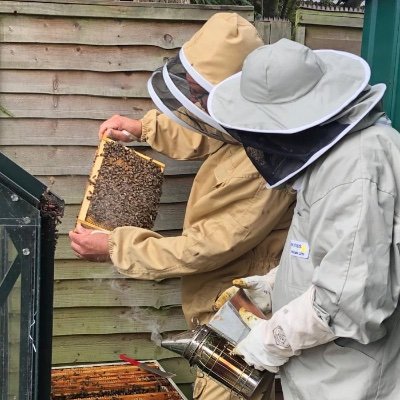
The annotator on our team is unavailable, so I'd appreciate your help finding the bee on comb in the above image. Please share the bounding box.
[77,138,165,232]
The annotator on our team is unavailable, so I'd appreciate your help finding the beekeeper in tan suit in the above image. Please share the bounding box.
[69,13,295,400]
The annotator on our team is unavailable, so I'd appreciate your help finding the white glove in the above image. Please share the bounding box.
[233,286,337,372]
[214,266,278,313]
[232,309,283,373]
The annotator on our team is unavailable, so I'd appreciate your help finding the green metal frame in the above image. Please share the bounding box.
[0,152,64,400]
[361,0,400,131]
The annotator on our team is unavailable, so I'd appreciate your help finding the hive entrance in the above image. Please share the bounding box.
[78,139,165,232]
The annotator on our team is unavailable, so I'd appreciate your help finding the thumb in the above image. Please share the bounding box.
[232,277,251,289]
[238,308,262,329]
[74,224,93,234]
[232,276,260,289]
[233,275,271,291]
[74,223,85,233]
[213,286,239,311]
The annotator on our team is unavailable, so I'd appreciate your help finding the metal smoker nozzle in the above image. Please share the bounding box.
[160,330,196,357]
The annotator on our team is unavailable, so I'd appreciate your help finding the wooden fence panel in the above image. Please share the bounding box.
[295,5,364,55]
[0,70,151,98]
[255,19,291,44]
[1,14,200,48]
[0,2,253,395]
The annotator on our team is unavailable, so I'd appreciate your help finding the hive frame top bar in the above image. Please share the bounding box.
[77,137,165,232]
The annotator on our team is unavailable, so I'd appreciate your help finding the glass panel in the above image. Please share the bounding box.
[8,274,21,400]
[0,181,40,400]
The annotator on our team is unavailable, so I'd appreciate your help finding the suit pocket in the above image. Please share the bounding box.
[284,342,381,400]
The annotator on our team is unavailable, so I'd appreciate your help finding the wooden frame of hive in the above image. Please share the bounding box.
[77,137,165,232]
[51,361,187,400]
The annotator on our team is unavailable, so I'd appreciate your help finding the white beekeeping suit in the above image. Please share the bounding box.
[209,39,400,400]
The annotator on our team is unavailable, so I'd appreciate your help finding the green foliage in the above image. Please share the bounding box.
[277,0,299,19]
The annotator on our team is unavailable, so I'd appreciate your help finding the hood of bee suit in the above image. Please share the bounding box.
[147,12,263,143]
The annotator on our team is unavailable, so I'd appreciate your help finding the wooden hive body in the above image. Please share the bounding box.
[51,362,187,400]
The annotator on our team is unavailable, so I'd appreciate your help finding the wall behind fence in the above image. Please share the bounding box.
[295,4,364,55]
[0,2,256,397]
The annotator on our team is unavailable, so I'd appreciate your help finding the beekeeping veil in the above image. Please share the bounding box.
[147,12,263,144]
[208,39,387,187]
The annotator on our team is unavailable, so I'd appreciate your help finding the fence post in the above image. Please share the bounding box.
[255,19,291,44]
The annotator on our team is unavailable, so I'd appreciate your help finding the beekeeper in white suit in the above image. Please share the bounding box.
[210,39,400,400]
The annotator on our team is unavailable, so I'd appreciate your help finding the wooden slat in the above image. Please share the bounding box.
[53,278,182,308]
[0,146,202,175]
[269,20,292,43]
[37,175,194,204]
[52,258,188,281]
[0,94,153,119]
[0,1,254,21]
[0,15,202,48]
[0,70,151,98]
[304,25,362,54]
[0,119,156,146]
[297,8,364,28]
[0,43,177,72]
[55,259,126,280]
[255,20,291,44]
[51,333,178,364]
[0,119,109,145]
[295,25,306,44]
[61,203,186,233]
[52,306,187,335]
[55,232,183,259]
[10,276,181,308]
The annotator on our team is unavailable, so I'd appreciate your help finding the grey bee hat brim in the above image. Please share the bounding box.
[207,39,371,134]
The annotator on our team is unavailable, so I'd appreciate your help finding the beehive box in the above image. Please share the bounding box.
[77,138,165,232]
[51,361,187,400]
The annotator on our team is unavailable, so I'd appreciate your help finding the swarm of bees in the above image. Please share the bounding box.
[78,139,164,232]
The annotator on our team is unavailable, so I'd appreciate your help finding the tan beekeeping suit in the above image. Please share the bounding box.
[108,13,295,400]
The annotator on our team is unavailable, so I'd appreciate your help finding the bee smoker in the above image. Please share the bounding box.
[160,324,275,399]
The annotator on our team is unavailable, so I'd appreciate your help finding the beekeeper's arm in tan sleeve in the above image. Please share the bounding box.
[98,110,222,160]
[109,177,293,281]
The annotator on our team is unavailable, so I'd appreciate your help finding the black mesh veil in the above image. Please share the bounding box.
[226,85,386,188]
[227,121,349,187]
[147,54,237,144]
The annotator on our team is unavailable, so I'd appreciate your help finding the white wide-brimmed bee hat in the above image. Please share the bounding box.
[208,38,371,133]
[207,39,387,187]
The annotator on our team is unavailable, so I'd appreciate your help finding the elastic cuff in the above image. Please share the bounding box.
[140,118,151,142]
[108,233,115,257]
